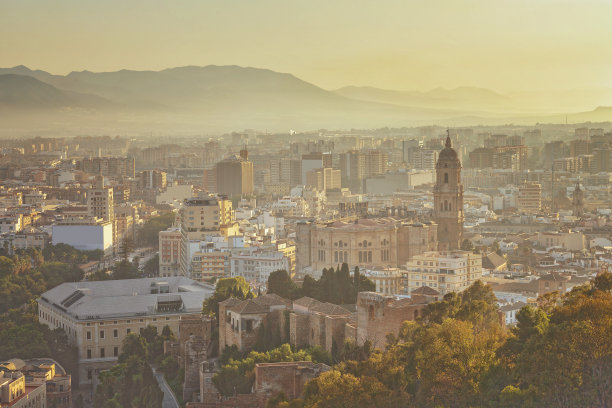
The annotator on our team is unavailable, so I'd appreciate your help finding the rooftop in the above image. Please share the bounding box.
[38,277,214,320]
[225,294,291,315]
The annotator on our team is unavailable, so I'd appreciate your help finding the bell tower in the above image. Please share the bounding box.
[433,131,463,250]
[572,180,584,217]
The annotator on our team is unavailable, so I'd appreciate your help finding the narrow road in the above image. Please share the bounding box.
[152,368,180,408]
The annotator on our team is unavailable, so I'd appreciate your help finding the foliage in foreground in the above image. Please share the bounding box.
[214,343,331,397]
[268,273,612,408]
[94,325,176,408]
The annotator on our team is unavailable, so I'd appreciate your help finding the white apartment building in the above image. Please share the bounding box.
[182,236,244,281]
[52,221,113,255]
[362,267,403,296]
[403,250,483,295]
[37,277,213,387]
[230,249,290,284]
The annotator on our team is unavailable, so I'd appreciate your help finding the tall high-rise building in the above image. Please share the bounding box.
[215,148,254,197]
[87,176,114,223]
[139,170,167,189]
[305,167,341,191]
[517,181,542,213]
[433,134,463,250]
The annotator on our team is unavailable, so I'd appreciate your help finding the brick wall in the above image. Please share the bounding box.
[289,313,310,348]
[356,292,425,348]
[254,362,330,400]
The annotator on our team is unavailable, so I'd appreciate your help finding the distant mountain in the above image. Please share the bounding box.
[0,74,112,110]
[0,65,610,133]
[568,106,612,123]
[333,86,512,111]
[0,65,475,132]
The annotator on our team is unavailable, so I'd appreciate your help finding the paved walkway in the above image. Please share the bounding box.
[152,368,180,408]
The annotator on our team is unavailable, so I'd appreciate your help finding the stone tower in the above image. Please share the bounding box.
[433,132,464,250]
[572,180,584,217]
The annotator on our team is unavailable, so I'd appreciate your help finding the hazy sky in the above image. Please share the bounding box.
[1,0,611,92]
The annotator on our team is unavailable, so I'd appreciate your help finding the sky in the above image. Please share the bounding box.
[1,0,611,93]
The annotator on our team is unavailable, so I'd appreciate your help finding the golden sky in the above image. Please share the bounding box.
[1,0,611,92]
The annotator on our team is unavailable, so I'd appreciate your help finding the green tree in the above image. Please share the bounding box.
[203,277,251,322]
[137,212,176,248]
[267,269,299,299]
[461,239,474,252]
[143,254,159,277]
[592,270,612,293]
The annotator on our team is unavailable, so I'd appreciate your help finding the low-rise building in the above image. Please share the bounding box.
[37,277,214,387]
[0,360,46,408]
[537,272,571,295]
[218,294,291,354]
[289,297,353,355]
[231,249,290,284]
[403,250,483,295]
[533,230,587,252]
[51,217,113,256]
[362,267,403,295]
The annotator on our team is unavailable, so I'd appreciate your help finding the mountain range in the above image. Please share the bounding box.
[0,65,610,134]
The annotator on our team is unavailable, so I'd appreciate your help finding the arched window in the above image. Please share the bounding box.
[449,202,452,211]
[444,173,449,183]
[444,200,448,211]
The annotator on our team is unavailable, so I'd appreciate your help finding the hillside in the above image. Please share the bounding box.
[0,74,112,110]
[0,65,610,133]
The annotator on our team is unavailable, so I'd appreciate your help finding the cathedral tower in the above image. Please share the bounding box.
[433,132,464,250]
[572,180,584,217]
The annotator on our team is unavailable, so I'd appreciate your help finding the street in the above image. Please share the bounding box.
[152,368,180,408]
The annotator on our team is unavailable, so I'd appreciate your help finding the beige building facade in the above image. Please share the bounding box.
[296,217,437,277]
[403,250,483,295]
[517,181,542,213]
[159,228,182,277]
[37,277,213,388]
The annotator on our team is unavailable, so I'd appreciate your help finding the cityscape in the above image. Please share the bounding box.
[1,1,611,408]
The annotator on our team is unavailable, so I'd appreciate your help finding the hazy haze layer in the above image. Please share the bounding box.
[1,0,611,93]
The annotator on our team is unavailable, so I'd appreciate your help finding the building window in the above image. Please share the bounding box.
[113,329,118,338]
[114,347,119,357]
[87,331,92,340]
[87,370,92,380]
[87,349,92,359]
[99,330,105,339]
[444,173,448,183]
[127,328,131,334]
[100,348,105,358]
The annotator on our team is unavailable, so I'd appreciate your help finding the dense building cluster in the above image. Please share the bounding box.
[1,124,610,407]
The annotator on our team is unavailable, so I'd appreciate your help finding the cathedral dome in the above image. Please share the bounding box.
[437,135,460,164]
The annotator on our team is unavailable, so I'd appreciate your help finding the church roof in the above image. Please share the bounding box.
[438,135,459,161]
